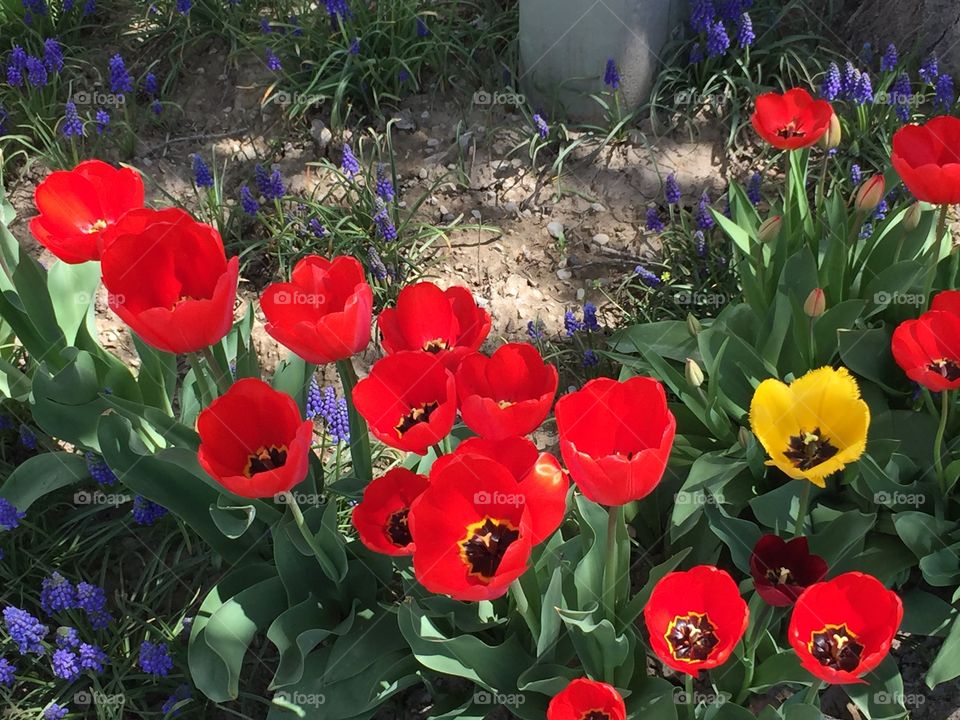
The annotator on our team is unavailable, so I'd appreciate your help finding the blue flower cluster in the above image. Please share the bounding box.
[532,113,549,140]
[85,452,117,486]
[375,164,395,202]
[645,207,665,232]
[307,383,351,444]
[604,58,620,89]
[3,606,47,655]
[254,163,285,201]
[0,498,25,531]
[526,319,546,341]
[688,0,754,63]
[341,143,360,178]
[635,265,661,287]
[373,200,398,242]
[367,246,389,280]
[564,304,601,337]
[192,154,214,188]
[162,684,192,716]
[132,496,168,526]
[139,640,174,677]
[665,173,681,205]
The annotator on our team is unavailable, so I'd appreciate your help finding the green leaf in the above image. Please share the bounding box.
[704,502,762,574]
[267,597,352,689]
[398,598,533,692]
[751,651,811,690]
[0,452,89,510]
[46,260,100,345]
[927,615,960,688]
[608,321,699,362]
[845,656,907,719]
[901,589,956,637]
[210,497,258,539]
[621,547,692,626]
[838,327,903,393]
[189,568,284,701]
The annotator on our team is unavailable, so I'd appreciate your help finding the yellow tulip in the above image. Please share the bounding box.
[749,367,869,487]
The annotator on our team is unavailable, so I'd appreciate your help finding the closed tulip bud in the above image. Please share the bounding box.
[757,216,782,244]
[820,112,842,150]
[855,176,885,213]
[804,288,826,318]
[687,314,702,337]
[738,426,751,449]
[685,358,704,388]
[903,202,922,230]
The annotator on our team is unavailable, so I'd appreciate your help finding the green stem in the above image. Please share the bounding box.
[336,359,373,484]
[201,346,232,395]
[187,353,214,407]
[804,678,824,706]
[685,672,696,720]
[285,493,336,577]
[935,390,950,500]
[794,482,811,538]
[924,204,951,299]
[601,505,621,683]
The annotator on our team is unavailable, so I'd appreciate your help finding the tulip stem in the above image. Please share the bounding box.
[201,347,232,395]
[285,492,337,578]
[935,390,950,500]
[925,203,952,300]
[187,353,214,407]
[794,482,811,538]
[684,673,696,720]
[602,505,621,683]
[336,359,373,485]
[804,678,824,706]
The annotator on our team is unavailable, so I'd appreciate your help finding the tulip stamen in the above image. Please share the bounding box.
[459,516,520,582]
[784,427,839,470]
[765,566,796,586]
[244,444,288,477]
[83,219,108,234]
[496,400,516,409]
[579,711,613,720]
[665,611,720,663]
[395,401,440,437]
[385,508,412,547]
[929,358,960,381]
[809,623,864,672]
[776,118,806,139]
[421,338,450,353]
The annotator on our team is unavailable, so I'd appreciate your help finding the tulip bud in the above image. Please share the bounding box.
[855,176,885,213]
[685,358,704,388]
[820,112,842,150]
[757,216,782,244]
[687,314,702,337]
[738,426,751,449]
[903,202,922,230]
[804,288,826,318]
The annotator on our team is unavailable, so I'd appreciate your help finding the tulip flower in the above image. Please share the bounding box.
[931,289,960,316]
[854,176,885,213]
[644,565,749,676]
[804,288,826,318]
[100,208,238,354]
[378,282,491,370]
[196,378,313,499]
[749,535,828,607]
[757,216,782,244]
[351,468,429,556]
[547,679,626,720]
[820,111,842,149]
[351,351,457,455]
[30,159,144,264]
[261,255,373,364]
[788,572,902,684]
[435,436,568,542]
[554,377,676,506]
[749,367,869,487]
[892,310,960,391]
[751,89,834,150]
[891,115,960,205]
[409,454,536,601]
[455,343,558,440]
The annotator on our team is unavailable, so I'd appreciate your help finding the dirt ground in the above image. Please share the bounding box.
[5,41,729,378]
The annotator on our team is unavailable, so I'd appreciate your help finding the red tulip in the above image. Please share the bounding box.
[409,453,534,601]
[432,436,568,543]
[788,572,902,684]
[751,89,835,150]
[547,678,626,720]
[378,282,491,370]
[455,343,558,440]
[644,565,749,676]
[29,159,145,264]
[197,378,313,499]
[891,311,960,392]
[554,377,676,506]
[100,208,238,354]
[261,255,373,364]
[931,289,960,316]
[351,351,457,455]
[892,115,960,205]
[351,467,429,556]
[749,535,828,607]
